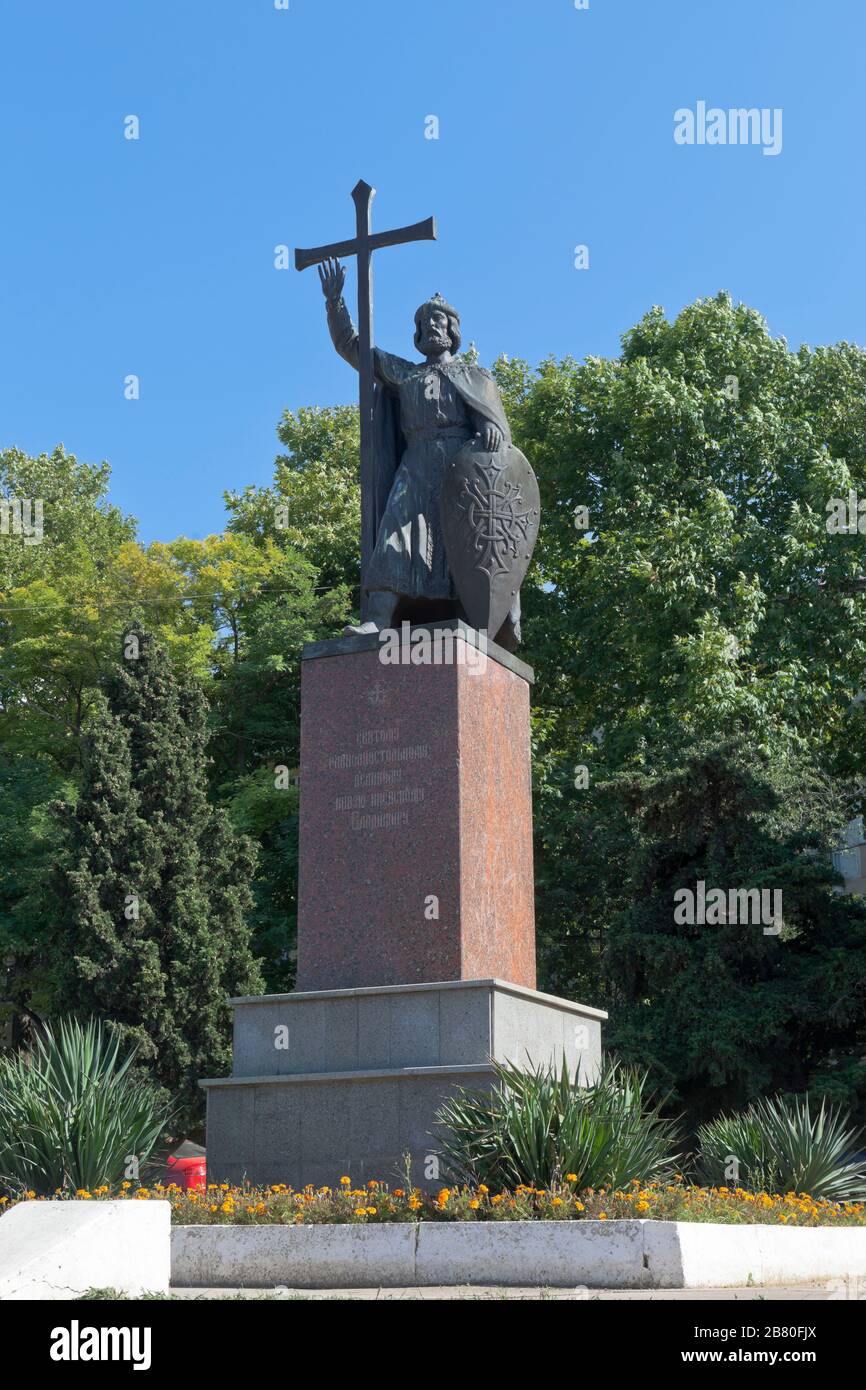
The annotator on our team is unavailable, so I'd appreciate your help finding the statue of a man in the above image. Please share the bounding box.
[318,257,523,649]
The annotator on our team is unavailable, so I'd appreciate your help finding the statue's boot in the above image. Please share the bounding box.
[343,589,398,636]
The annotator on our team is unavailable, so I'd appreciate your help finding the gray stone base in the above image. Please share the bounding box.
[201,978,606,1191]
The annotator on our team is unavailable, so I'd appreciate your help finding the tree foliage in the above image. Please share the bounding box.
[3,294,866,1128]
[45,628,263,1128]
[601,742,866,1127]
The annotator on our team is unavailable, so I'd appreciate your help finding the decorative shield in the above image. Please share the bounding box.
[441,442,540,636]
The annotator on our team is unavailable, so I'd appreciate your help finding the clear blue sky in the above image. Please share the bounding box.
[0,0,863,543]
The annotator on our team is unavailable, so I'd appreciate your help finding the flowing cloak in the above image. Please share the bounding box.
[326,295,511,598]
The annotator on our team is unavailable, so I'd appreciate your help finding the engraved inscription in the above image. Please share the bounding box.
[325,724,430,829]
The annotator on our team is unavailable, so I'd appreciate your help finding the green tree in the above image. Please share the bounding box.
[602,741,866,1131]
[226,404,361,596]
[152,531,349,988]
[46,627,262,1128]
[493,294,866,998]
[0,450,218,1035]
[0,443,134,593]
[0,542,212,774]
[7,295,866,1128]
[0,752,66,1042]
[209,416,357,986]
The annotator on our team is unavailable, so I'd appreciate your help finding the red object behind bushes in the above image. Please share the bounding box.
[165,1144,206,1191]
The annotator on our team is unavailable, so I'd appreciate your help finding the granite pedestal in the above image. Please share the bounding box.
[296,622,537,991]
[201,979,606,1190]
[202,623,607,1189]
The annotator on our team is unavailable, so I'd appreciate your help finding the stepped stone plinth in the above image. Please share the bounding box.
[202,626,607,1189]
[202,978,605,1189]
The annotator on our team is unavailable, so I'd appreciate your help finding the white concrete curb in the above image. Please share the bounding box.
[174,1223,417,1289]
[170,1219,866,1290]
[0,1200,171,1300]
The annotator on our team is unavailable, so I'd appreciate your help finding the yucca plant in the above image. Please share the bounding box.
[0,1017,173,1197]
[435,1056,682,1189]
[696,1094,866,1200]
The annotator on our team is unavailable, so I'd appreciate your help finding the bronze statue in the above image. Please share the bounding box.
[296,183,538,650]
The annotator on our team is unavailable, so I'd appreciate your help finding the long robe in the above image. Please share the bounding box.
[327,296,511,601]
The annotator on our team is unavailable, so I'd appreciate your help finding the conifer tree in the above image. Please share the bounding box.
[51,626,263,1126]
[603,741,866,1130]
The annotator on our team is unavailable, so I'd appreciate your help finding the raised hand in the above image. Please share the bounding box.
[318,257,346,302]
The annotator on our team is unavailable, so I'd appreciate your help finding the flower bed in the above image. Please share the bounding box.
[5,1176,864,1227]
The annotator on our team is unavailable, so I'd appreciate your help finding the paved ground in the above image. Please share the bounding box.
[170,1283,837,1300]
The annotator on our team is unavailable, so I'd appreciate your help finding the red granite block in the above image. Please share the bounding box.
[457,656,536,987]
[295,636,536,991]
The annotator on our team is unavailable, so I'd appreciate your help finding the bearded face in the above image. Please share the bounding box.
[413,296,461,356]
[417,308,452,356]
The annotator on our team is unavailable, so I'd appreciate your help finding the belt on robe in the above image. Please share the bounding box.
[404,428,469,444]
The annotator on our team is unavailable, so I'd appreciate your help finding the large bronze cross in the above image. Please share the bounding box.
[295,180,436,618]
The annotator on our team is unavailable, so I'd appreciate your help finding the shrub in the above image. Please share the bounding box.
[0,1017,173,1196]
[435,1057,682,1189]
[696,1094,866,1200]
